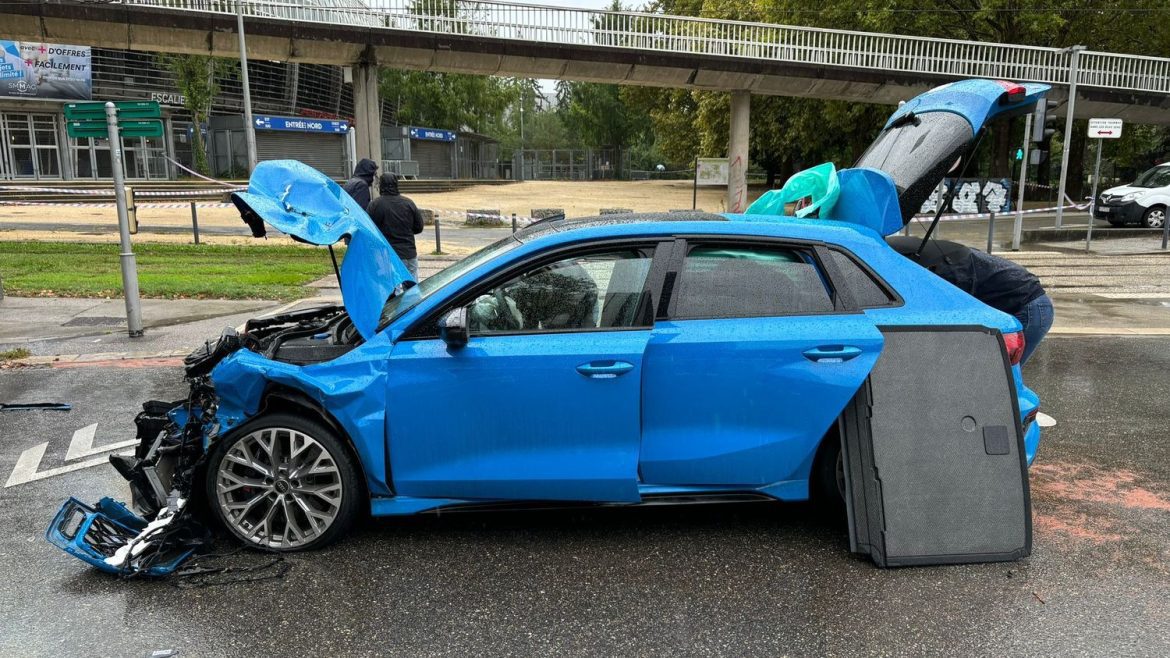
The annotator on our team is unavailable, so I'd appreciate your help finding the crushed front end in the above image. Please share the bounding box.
[46,305,357,576]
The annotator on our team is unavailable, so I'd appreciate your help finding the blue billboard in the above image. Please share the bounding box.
[253,115,349,134]
[409,127,457,142]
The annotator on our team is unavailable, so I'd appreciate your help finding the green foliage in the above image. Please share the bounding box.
[556,80,650,150]
[157,55,236,175]
[381,69,527,135]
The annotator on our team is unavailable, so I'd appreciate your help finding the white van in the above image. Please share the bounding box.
[1094,163,1170,228]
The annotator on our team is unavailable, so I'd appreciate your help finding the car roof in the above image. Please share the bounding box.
[514,211,726,242]
[514,211,885,250]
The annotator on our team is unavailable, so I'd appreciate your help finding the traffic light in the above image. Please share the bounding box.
[1031,99,1059,143]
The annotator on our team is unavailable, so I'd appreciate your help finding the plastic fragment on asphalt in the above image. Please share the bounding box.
[0,403,72,412]
[104,499,185,568]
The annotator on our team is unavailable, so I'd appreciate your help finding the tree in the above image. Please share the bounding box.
[158,54,236,175]
[380,70,526,134]
[556,80,649,150]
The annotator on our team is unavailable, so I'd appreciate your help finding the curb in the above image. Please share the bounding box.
[3,349,190,368]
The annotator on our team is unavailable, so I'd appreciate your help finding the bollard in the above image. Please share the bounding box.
[1163,216,1169,251]
[190,202,200,244]
[986,212,995,254]
[433,217,443,255]
[511,213,517,233]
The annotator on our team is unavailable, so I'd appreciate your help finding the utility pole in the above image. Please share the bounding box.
[1055,45,1085,228]
[106,103,144,337]
[1012,113,1031,251]
[237,2,258,172]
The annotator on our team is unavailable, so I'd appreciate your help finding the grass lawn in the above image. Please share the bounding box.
[0,242,338,301]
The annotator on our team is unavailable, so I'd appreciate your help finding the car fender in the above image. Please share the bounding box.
[208,332,395,496]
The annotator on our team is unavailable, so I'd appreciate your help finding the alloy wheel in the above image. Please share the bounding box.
[215,427,344,549]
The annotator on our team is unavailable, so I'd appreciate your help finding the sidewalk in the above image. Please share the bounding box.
[0,296,282,359]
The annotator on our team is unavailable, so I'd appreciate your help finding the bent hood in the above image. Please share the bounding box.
[855,79,1051,224]
[231,160,414,340]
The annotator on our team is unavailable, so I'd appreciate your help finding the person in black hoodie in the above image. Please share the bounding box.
[367,172,424,279]
[343,158,378,209]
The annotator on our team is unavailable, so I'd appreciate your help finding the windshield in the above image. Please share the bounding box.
[378,235,522,329]
[854,112,975,223]
[1132,165,1170,188]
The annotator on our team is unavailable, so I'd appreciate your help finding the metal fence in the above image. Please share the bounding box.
[123,0,1170,95]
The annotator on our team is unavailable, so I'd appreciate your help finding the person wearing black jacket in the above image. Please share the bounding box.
[367,173,424,279]
[887,236,1053,365]
[343,158,378,209]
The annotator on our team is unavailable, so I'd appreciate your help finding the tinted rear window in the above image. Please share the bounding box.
[673,246,834,319]
[829,249,897,308]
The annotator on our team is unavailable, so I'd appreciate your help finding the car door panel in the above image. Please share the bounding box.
[640,315,883,487]
[386,331,648,502]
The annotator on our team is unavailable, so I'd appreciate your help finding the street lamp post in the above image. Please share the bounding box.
[1055,45,1085,228]
[237,2,258,172]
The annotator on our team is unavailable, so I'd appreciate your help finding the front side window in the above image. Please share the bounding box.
[673,245,833,319]
[468,249,653,335]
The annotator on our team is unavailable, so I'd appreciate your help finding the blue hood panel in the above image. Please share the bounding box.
[231,160,413,339]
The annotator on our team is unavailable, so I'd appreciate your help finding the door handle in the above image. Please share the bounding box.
[576,360,635,378]
[802,345,863,363]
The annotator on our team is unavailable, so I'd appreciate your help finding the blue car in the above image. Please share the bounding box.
[49,79,1045,571]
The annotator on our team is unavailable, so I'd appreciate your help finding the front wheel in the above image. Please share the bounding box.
[1143,205,1166,229]
[205,413,362,551]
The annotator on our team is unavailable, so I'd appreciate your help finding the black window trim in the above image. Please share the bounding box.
[399,236,673,341]
[825,245,904,309]
[662,235,867,321]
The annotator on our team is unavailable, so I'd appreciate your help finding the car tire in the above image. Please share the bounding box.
[205,412,362,552]
[811,431,846,514]
[1142,205,1167,229]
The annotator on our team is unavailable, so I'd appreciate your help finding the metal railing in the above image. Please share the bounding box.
[122,0,1170,95]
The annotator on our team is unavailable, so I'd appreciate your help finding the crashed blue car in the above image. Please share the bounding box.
[49,79,1047,572]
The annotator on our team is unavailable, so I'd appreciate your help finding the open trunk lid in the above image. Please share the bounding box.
[854,79,1051,225]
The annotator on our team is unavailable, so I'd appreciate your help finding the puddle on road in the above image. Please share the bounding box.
[1030,461,1170,566]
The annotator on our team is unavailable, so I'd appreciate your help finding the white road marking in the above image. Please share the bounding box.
[64,423,136,461]
[4,424,137,489]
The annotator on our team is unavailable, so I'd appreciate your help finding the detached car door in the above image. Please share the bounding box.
[385,242,661,503]
[640,240,884,493]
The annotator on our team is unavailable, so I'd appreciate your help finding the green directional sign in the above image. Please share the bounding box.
[67,119,164,139]
[64,101,162,121]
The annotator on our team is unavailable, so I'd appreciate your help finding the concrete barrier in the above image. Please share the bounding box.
[465,209,504,227]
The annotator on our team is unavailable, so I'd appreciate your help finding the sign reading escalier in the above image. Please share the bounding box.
[4,424,135,488]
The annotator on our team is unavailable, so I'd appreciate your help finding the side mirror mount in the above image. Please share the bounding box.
[438,307,469,349]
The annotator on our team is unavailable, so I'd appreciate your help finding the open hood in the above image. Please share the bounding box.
[231,160,414,340]
[855,79,1051,224]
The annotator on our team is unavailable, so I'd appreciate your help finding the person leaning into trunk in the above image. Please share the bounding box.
[367,173,425,280]
[887,236,1054,365]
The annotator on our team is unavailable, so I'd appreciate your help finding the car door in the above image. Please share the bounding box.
[639,239,884,494]
[385,242,661,503]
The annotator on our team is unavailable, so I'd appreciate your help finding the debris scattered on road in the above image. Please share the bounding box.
[1032,591,1047,604]
[0,402,72,412]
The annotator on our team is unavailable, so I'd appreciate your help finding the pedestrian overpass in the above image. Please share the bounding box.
[6,0,1170,210]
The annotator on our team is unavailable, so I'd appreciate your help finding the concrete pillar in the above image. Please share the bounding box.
[352,62,382,169]
[727,91,750,213]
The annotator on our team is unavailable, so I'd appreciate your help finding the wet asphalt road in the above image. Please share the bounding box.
[0,336,1167,657]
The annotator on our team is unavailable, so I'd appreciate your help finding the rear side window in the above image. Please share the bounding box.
[828,249,897,308]
[673,245,833,319]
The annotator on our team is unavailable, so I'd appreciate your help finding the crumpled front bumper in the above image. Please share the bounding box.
[45,497,195,577]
